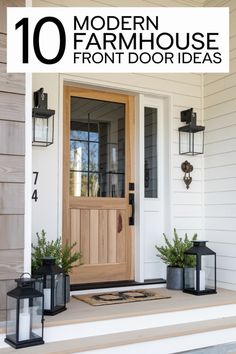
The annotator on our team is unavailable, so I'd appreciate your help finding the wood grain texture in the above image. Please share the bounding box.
[0,34,6,63]
[0,215,24,249]
[0,0,25,34]
[108,210,117,263]
[98,210,108,264]
[89,209,99,264]
[0,121,25,155]
[71,209,81,253]
[116,210,126,263]
[80,209,90,264]
[0,64,25,95]
[0,92,25,122]
[0,249,24,280]
[0,155,24,183]
[0,183,24,214]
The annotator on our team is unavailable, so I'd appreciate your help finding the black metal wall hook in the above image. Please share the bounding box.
[181,161,193,189]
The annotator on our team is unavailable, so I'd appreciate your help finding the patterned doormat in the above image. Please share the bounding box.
[73,290,171,306]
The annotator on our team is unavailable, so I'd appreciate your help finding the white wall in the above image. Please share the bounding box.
[32,0,204,280]
[32,74,60,243]
[204,0,236,290]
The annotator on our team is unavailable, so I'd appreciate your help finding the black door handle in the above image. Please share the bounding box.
[129,193,135,226]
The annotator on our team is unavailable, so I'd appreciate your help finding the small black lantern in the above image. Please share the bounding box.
[183,241,217,296]
[179,108,205,155]
[32,88,55,147]
[35,257,66,316]
[5,273,44,349]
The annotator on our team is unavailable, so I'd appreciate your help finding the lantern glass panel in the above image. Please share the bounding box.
[54,273,65,308]
[201,255,216,291]
[34,117,48,142]
[179,130,204,155]
[43,275,52,310]
[184,263,195,289]
[31,297,43,339]
[6,296,17,340]
[32,116,54,146]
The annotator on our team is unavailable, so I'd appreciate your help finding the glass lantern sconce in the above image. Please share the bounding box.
[179,108,205,155]
[32,88,55,147]
[5,273,44,349]
[183,241,217,296]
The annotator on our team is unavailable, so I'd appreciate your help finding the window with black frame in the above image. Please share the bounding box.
[70,97,125,198]
[144,106,158,198]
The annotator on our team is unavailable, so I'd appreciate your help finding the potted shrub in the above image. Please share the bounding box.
[32,230,82,302]
[155,229,197,290]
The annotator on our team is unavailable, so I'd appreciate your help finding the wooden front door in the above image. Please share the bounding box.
[63,86,134,284]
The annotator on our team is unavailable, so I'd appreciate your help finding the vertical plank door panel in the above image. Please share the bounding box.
[98,210,108,264]
[71,209,81,253]
[108,210,117,263]
[89,209,99,264]
[116,210,126,263]
[80,209,90,265]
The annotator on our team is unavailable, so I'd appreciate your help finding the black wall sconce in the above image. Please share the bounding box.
[181,160,193,189]
[32,88,55,147]
[179,108,205,155]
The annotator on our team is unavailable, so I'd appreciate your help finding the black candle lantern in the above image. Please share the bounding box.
[5,273,44,349]
[183,241,217,296]
[179,108,205,155]
[32,88,55,147]
[35,257,66,316]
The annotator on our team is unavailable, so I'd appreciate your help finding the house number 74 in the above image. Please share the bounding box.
[32,171,39,202]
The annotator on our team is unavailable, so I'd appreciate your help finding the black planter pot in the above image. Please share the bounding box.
[166,266,183,290]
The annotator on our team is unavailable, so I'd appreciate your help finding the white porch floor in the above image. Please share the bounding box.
[1,287,236,353]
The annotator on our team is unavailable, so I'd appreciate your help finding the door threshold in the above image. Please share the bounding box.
[70,278,166,291]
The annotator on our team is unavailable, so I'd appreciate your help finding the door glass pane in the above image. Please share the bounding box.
[70,141,88,171]
[70,171,88,197]
[70,97,125,198]
[144,107,158,198]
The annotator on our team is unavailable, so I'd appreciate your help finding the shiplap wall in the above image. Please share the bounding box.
[32,0,204,280]
[0,0,25,321]
[204,0,236,290]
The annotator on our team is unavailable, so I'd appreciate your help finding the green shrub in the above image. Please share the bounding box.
[155,228,197,268]
[31,229,82,274]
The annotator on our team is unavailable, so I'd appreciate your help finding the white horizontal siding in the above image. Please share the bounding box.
[204,1,236,291]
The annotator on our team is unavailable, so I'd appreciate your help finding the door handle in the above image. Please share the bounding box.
[129,193,135,226]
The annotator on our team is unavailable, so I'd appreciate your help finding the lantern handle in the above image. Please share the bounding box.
[20,272,32,279]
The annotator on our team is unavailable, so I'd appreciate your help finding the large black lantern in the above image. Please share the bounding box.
[5,274,44,349]
[183,241,217,296]
[179,108,205,155]
[35,257,66,316]
[32,88,55,147]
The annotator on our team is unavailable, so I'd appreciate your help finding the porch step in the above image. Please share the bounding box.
[1,316,236,354]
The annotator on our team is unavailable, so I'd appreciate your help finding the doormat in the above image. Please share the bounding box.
[73,290,171,306]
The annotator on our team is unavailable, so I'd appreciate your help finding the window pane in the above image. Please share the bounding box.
[70,141,88,171]
[144,107,158,198]
[89,123,99,142]
[70,171,88,197]
[89,142,99,172]
[89,173,100,197]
